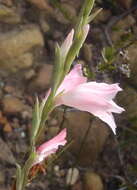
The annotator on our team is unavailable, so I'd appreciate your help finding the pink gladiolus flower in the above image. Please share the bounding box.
[54,64,125,134]
[35,128,67,164]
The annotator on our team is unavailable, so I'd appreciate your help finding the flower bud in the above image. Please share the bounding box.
[60,29,74,58]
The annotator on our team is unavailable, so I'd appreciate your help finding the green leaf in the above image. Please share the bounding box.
[55,43,61,59]
[88,8,103,23]
[102,47,116,63]
[30,97,41,145]
[51,42,65,93]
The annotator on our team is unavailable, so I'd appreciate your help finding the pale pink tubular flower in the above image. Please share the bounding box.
[34,128,67,164]
[54,64,125,134]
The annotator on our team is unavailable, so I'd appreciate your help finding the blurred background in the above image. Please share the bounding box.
[0,0,137,190]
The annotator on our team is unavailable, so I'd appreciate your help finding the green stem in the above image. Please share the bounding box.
[16,149,36,190]
[35,94,54,143]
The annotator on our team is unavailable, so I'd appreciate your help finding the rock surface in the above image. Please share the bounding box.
[0,53,34,70]
[127,44,137,87]
[116,0,133,9]
[0,138,16,164]
[0,25,44,60]
[66,168,79,185]
[0,5,21,24]
[118,86,137,126]
[2,96,26,114]
[83,172,104,190]
[55,110,110,166]
[29,64,53,91]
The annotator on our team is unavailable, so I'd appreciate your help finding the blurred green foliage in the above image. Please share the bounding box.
[98,46,116,71]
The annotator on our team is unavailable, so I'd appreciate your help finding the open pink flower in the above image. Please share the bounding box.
[35,129,67,164]
[54,64,125,134]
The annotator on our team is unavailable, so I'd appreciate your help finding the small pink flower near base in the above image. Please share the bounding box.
[34,128,67,164]
[54,64,125,134]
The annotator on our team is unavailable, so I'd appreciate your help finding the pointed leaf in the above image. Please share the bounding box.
[30,97,41,145]
[88,8,103,23]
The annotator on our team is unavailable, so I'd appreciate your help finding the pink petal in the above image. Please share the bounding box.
[97,112,117,134]
[37,128,67,154]
[34,129,67,164]
[108,100,125,113]
[33,129,67,165]
[56,83,124,133]
[56,90,110,114]
[36,149,58,163]
[57,64,87,94]
[78,82,122,100]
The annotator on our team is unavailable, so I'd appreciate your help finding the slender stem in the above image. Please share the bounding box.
[16,149,35,190]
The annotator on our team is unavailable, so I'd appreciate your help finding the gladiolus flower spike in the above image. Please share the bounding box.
[54,64,125,134]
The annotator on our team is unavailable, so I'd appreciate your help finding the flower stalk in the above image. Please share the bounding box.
[14,0,95,190]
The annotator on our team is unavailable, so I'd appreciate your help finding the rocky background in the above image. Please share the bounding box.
[0,0,137,190]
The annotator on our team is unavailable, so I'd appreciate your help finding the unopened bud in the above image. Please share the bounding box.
[60,29,74,58]
[82,24,90,41]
